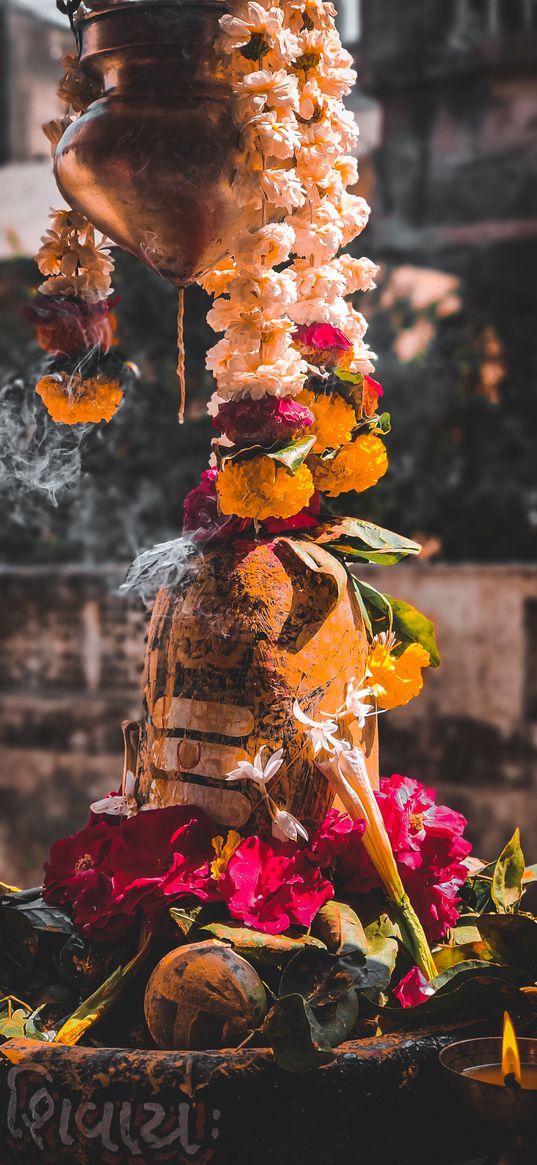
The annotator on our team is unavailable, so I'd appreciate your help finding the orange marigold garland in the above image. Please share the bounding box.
[217,457,315,521]
[309,432,389,497]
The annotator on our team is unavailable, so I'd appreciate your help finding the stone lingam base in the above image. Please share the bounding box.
[0,1025,483,1165]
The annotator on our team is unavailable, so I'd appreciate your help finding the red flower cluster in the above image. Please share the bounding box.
[24,295,117,357]
[339,775,472,942]
[43,806,364,942]
[212,396,314,446]
[294,323,352,353]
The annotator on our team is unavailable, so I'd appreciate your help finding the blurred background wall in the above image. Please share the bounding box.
[0,0,537,885]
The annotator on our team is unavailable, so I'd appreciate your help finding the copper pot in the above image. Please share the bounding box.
[54,1,240,285]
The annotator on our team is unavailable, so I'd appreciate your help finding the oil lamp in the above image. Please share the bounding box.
[439,1013,537,1164]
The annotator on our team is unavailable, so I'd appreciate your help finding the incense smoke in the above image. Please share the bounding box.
[0,377,89,512]
[120,536,200,605]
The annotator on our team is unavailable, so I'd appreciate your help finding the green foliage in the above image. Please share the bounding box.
[310,517,422,565]
[353,579,441,665]
[491,830,525,913]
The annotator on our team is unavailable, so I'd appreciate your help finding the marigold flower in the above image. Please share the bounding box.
[309,432,388,496]
[217,456,314,519]
[36,370,123,425]
[368,640,431,710]
[298,388,355,454]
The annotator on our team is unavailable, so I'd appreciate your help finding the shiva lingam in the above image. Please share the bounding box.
[440,1013,537,1164]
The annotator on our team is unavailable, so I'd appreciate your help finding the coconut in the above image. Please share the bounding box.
[144,939,267,1051]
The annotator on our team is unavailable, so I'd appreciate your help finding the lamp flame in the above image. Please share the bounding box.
[502,1011,522,1087]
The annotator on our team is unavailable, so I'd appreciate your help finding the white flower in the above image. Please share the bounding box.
[335,255,379,295]
[227,745,284,791]
[260,167,306,212]
[232,222,295,270]
[339,677,374,729]
[243,109,302,161]
[90,772,152,818]
[291,201,343,263]
[272,809,309,843]
[233,68,300,119]
[293,700,350,756]
[217,3,286,53]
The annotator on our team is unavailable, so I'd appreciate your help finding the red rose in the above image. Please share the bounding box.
[212,397,314,446]
[294,323,352,352]
[72,871,133,943]
[393,966,435,1008]
[110,806,221,925]
[43,818,118,907]
[306,808,365,869]
[262,490,321,534]
[24,295,117,357]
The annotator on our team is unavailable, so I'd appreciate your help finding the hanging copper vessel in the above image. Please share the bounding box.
[54,1,240,285]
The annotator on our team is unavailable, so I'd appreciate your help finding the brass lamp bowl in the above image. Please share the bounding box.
[54,1,241,285]
[440,1037,537,1141]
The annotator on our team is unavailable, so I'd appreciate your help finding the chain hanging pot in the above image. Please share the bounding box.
[54,0,240,286]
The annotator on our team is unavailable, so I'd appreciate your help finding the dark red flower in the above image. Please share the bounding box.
[23,295,117,357]
[72,871,133,943]
[294,323,352,353]
[111,806,221,925]
[43,818,118,907]
[393,966,435,1008]
[338,774,472,942]
[219,835,333,934]
[183,468,249,543]
[213,397,314,446]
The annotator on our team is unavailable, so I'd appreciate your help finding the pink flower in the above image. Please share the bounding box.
[183,468,249,543]
[307,807,366,869]
[213,396,314,446]
[219,835,333,934]
[338,774,472,942]
[294,322,352,353]
[394,966,435,1008]
[111,806,221,925]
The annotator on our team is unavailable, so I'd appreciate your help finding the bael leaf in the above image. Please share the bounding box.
[433,940,489,974]
[266,435,316,474]
[276,537,348,600]
[262,993,335,1072]
[310,519,421,565]
[459,861,497,915]
[475,912,537,976]
[313,989,359,1048]
[312,901,368,957]
[199,922,325,969]
[279,946,361,1006]
[353,580,440,667]
[170,905,204,940]
[491,830,525,913]
[374,412,391,435]
[53,934,151,1046]
[359,916,399,992]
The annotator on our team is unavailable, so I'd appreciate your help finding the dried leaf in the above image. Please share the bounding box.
[199,922,325,969]
[312,901,368,957]
[53,934,151,1046]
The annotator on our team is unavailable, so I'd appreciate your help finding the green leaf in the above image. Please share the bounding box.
[459,860,497,915]
[433,941,489,974]
[375,412,392,435]
[53,934,151,1046]
[170,905,204,940]
[491,830,525,913]
[360,916,399,992]
[334,368,362,385]
[267,435,316,475]
[199,922,325,969]
[262,993,335,1072]
[475,912,537,976]
[353,580,441,667]
[279,947,361,1007]
[313,989,359,1047]
[311,519,421,566]
[312,902,368,957]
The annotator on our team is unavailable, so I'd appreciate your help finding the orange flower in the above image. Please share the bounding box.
[309,432,388,497]
[36,371,123,425]
[298,388,355,454]
[368,640,430,710]
[217,456,314,520]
